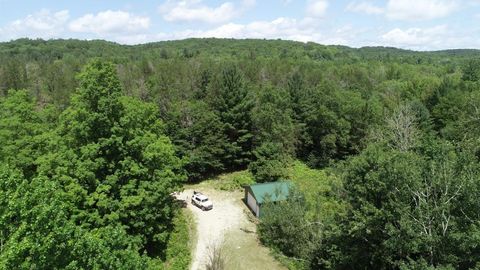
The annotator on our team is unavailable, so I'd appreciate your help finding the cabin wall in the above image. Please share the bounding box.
[247,191,259,217]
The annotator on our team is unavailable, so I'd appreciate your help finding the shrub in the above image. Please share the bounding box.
[163,210,195,270]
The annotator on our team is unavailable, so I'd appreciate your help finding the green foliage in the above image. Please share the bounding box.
[52,60,184,253]
[435,88,480,141]
[248,84,299,182]
[0,60,186,268]
[249,142,291,183]
[0,90,47,177]
[163,210,195,270]
[461,59,480,82]
[213,170,255,191]
[2,38,480,270]
[208,64,254,170]
[313,141,480,269]
[166,100,227,181]
[287,161,345,221]
[293,83,382,167]
[192,170,254,191]
[252,85,297,153]
[1,59,27,93]
[258,188,318,268]
[257,162,346,269]
[0,166,151,270]
[399,259,456,270]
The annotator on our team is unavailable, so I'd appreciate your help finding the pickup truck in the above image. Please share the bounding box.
[191,191,213,210]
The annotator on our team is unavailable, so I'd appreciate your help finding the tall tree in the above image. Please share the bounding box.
[0,90,46,178]
[461,59,480,82]
[40,60,185,255]
[166,100,228,180]
[249,85,297,182]
[315,141,480,269]
[209,65,254,170]
[1,59,27,95]
[0,166,151,269]
[252,85,297,153]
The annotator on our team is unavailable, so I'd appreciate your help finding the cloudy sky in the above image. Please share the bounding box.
[0,0,479,50]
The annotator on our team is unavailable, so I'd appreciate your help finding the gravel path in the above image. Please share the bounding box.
[178,189,244,270]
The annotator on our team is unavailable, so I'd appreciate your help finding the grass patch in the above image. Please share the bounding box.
[163,209,196,270]
[287,161,346,220]
[190,170,255,191]
[270,250,308,270]
[221,230,286,270]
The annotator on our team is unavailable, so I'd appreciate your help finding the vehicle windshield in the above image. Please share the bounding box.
[201,198,208,202]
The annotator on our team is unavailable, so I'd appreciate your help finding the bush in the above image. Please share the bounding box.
[249,142,291,183]
[217,170,255,191]
[258,188,319,263]
[205,240,227,270]
[163,210,195,270]
[199,170,255,191]
[287,161,345,220]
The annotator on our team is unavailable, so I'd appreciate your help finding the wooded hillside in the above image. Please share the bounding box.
[1,38,479,269]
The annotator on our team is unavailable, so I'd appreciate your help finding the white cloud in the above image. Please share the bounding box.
[114,34,160,45]
[0,9,69,40]
[111,15,367,47]
[159,0,254,24]
[346,0,458,21]
[322,24,366,45]
[306,0,329,18]
[242,0,257,8]
[382,25,449,49]
[346,1,384,15]
[160,17,324,42]
[116,18,479,50]
[386,0,458,21]
[0,1,474,50]
[158,17,372,47]
[69,10,150,35]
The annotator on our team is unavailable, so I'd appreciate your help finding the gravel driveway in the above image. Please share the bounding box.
[178,189,244,270]
[177,188,286,270]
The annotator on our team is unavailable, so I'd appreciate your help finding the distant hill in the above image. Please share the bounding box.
[1,38,479,64]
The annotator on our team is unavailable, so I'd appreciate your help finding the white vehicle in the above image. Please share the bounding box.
[191,191,213,210]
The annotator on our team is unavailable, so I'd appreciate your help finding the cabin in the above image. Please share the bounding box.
[244,181,291,217]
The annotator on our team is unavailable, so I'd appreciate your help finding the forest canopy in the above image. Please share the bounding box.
[0,38,480,269]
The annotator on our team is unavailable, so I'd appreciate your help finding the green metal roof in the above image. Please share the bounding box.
[248,181,291,204]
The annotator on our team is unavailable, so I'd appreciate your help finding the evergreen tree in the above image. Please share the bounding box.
[209,65,254,170]
[166,100,228,180]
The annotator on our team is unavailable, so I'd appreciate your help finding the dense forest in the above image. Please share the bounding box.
[0,38,479,269]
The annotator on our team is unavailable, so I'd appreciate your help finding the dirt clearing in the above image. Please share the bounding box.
[177,188,285,270]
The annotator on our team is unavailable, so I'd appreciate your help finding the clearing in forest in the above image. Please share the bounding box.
[177,187,286,270]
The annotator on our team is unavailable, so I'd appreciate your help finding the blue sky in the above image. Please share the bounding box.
[0,0,478,50]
